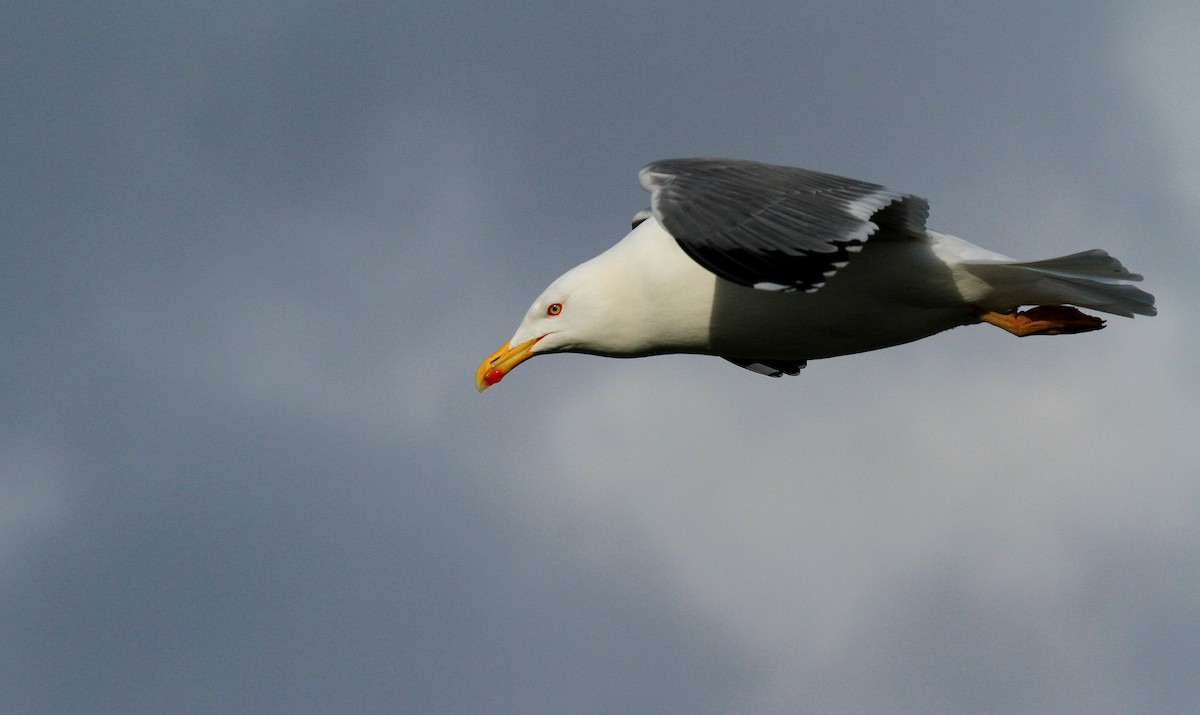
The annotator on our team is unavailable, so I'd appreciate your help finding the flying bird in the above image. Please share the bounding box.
[477,158,1155,390]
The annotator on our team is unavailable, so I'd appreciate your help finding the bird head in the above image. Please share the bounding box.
[475,218,713,391]
[475,258,622,391]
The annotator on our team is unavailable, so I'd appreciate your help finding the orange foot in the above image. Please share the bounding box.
[975,305,1106,337]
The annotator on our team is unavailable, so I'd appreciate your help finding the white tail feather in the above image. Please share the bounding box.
[963,249,1156,318]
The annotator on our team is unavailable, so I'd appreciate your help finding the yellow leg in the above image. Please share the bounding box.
[975,305,1106,337]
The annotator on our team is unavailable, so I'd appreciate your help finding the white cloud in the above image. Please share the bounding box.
[532,330,1183,633]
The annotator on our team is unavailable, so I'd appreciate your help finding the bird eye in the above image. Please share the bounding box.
[546,303,562,316]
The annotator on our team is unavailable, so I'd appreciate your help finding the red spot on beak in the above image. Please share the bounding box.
[476,335,543,392]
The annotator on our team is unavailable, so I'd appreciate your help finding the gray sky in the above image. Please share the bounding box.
[3,2,1197,713]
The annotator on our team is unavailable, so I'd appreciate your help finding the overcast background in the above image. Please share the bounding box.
[3,3,1197,713]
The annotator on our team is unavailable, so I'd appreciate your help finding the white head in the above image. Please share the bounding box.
[475,218,714,391]
[475,254,632,391]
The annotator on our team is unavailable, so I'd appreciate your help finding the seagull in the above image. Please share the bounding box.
[476,158,1155,390]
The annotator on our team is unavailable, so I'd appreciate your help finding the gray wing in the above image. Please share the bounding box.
[639,158,930,292]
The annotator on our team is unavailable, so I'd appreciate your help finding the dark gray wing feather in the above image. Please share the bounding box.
[722,358,807,377]
[639,158,930,292]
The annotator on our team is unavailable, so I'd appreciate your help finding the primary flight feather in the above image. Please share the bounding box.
[477,158,1155,390]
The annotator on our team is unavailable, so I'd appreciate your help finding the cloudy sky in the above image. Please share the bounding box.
[3,2,1197,713]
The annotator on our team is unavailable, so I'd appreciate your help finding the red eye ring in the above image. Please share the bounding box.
[546,303,562,316]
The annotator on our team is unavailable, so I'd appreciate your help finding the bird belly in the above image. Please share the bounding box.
[709,294,970,359]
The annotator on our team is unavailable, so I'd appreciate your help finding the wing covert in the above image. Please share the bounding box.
[640,158,930,292]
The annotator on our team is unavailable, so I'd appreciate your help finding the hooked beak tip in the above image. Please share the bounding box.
[475,336,542,392]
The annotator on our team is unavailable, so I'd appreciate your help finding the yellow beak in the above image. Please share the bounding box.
[475,336,542,392]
